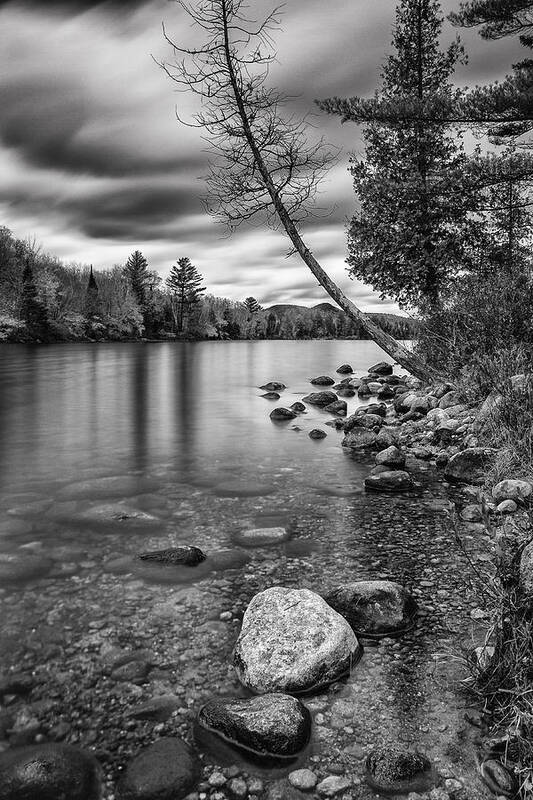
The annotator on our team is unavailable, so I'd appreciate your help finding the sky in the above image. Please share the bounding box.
[0,0,524,311]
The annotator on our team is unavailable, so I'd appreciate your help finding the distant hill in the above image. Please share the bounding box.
[263,302,417,340]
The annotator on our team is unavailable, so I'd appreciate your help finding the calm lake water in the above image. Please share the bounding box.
[0,341,490,799]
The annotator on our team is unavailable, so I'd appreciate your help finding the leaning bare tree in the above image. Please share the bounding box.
[160,0,432,379]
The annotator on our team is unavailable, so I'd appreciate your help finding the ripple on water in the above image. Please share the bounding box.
[213,481,277,498]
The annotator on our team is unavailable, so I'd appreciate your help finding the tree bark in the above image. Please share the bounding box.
[220,0,433,381]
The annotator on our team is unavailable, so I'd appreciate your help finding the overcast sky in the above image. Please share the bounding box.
[0,0,523,311]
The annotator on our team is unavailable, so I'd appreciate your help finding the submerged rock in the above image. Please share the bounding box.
[260,382,286,392]
[365,746,436,795]
[364,470,413,493]
[213,481,276,497]
[234,527,289,547]
[290,402,306,413]
[262,392,281,400]
[444,448,496,484]
[324,400,347,417]
[116,738,199,800]
[0,743,102,800]
[310,376,335,386]
[302,391,338,407]
[196,694,311,760]
[324,580,417,638]
[56,475,158,501]
[309,429,327,440]
[136,546,206,567]
[233,587,361,694]
[0,553,53,583]
[270,408,297,421]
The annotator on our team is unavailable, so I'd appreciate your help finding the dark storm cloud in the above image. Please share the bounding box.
[0,0,148,9]
[0,78,202,178]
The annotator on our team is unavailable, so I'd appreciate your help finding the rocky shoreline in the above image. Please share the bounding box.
[0,356,527,800]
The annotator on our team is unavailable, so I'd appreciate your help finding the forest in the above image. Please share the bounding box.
[0,229,415,343]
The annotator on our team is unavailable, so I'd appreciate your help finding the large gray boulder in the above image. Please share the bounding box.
[0,744,102,800]
[196,693,311,760]
[116,738,199,800]
[302,391,338,407]
[492,479,532,506]
[342,428,379,450]
[233,587,361,694]
[365,470,413,493]
[444,448,496,485]
[310,376,335,386]
[270,407,297,421]
[375,446,406,469]
[324,580,417,638]
[369,361,393,376]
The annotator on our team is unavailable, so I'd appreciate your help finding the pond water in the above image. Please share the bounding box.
[0,341,491,799]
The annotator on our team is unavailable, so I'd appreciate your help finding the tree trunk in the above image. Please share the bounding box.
[220,0,433,381]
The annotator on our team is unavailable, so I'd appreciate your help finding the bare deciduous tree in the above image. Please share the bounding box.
[160,0,433,379]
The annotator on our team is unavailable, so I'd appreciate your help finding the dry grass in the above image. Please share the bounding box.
[460,508,533,799]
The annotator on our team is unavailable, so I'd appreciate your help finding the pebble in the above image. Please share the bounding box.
[316,775,351,797]
[288,769,318,790]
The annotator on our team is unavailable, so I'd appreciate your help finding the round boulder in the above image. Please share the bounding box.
[0,743,102,800]
[364,470,413,493]
[336,364,353,374]
[310,376,335,386]
[366,746,436,795]
[324,580,417,638]
[309,430,327,440]
[342,428,378,451]
[444,448,496,485]
[196,693,311,761]
[260,382,286,392]
[233,587,361,694]
[302,391,338,407]
[290,402,306,413]
[492,479,532,506]
[368,361,393,376]
[270,408,297,422]
[375,446,405,469]
[324,400,347,417]
[116,738,199,800]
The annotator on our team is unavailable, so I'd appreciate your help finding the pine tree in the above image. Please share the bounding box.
[244,297,262,314]
[450,1,533,142]
[123,251,151,310]
[319,0,480,309]
[165,258,206,333]
[85,265,100,318]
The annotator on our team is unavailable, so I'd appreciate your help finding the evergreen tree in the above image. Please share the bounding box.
[244,296,262,314]
[165,257,206,333]
[450,1,533,142]
[319,0,480,309]
[123,251,151,310]
[21,258,48,336]
[85,265,100,318]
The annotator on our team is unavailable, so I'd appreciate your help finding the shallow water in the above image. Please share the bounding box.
[0,341,491,798]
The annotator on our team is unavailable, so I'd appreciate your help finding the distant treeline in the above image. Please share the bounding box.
[0,226,416,342]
